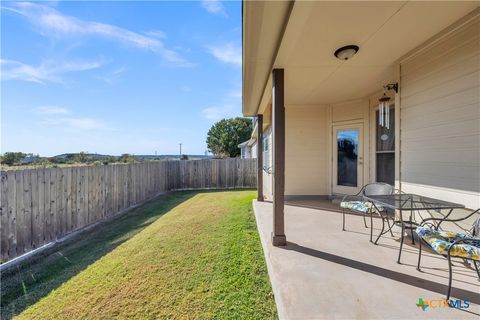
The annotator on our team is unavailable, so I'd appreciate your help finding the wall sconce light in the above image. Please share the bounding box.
[378,83,398,129]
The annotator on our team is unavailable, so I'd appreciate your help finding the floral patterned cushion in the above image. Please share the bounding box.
[416,226,480,261]
[340,201,384,213]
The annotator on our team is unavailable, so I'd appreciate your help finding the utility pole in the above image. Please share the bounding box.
[179,143,182,158]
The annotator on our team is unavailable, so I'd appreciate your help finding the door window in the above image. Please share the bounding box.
[337,129,359,187]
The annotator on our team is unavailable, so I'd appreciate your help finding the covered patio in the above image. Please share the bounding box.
[253,200,480,319]
[243,1,480,318]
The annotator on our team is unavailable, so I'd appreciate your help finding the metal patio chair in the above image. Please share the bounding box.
[340,183,395,242]
[416,208,480,300]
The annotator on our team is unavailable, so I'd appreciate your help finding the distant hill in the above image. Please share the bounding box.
[52,153,111,160]
[1,152,215,170]
[135,155,213,161]
[51,153,213,161]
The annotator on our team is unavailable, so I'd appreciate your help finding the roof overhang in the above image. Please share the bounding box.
[242,1,479,115]
[238,141,249,148]
[242,0,293,116]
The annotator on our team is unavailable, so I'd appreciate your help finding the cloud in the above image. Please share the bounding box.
[201,1,227,16]
[208,42,241,65]
[202,105,236,121]
[96,67,126,84]
[143,30,167,39]
[202,83,243,121]
[1,58,104,84]
[180,85,192,92]
[4,2,190,66]
[228,88,242,99]
[42,117,108,130]
[32,105,110,130]
[34,106,69,115]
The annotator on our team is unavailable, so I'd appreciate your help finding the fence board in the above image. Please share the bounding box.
[30,170,40,249]
[65,168,71,233]
[70,167,77,231]
[6,171,17,258]
[56,169,62,237]
[15,171,25,254]
[1,172,8,261]
[79,167,87,228]
[48,168,56,242]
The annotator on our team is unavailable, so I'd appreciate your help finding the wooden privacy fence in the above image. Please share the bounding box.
[0,158,257,263]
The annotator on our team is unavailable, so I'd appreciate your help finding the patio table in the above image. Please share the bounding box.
[362,193,465,264]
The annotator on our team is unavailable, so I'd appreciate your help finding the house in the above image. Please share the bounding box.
[20,154,40,164]
[242,1,479,245]
[238,138,258,159]
[238,140,250,158]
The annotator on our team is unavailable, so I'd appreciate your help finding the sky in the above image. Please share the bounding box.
[1,1,243,156]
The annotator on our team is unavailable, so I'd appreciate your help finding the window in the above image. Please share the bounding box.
[376,106,395,185]
[263,131,271,173]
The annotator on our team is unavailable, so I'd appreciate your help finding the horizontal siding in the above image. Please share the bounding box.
[399,134,479,151]
[400,14,480,209]
[401,71,479,108]
[401,54,479,99]
[401,19,479,76]
[401,86,478,118]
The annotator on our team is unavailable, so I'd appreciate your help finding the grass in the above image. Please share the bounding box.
[1,190,277,319]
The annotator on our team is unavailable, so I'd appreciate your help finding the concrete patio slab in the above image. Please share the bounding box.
[253,200,480,319]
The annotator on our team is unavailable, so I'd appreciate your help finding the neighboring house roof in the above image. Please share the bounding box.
[239,136,257,149]
[21,156,39,164]
[238,140,250,148]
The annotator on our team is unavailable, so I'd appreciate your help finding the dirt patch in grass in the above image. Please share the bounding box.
[2,190,277,319]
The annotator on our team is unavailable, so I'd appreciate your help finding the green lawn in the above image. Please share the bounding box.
[1,190,277,319]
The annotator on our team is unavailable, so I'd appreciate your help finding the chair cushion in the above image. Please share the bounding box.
[416,226,480,261]
[416,226,467,240]
[340,201,383,213]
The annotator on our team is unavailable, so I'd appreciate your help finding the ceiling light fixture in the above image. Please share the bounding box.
[334,45,359,60]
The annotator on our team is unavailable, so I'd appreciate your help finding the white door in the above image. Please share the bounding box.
[332,123,364,195]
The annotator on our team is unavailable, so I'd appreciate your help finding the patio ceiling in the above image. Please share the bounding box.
[243,1,479,116]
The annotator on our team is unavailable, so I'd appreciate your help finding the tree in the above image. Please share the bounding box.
[118,153,136,163]
[74,152,89,163]
[0,152,27,165]
[102,156,117,165]
[206,118,253,158]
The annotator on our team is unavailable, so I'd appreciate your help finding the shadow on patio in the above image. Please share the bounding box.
[254,200,480,319]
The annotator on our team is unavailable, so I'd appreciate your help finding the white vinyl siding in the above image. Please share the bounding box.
[263,127,273,200]
[399,15,480,209]
[251,141,258,159]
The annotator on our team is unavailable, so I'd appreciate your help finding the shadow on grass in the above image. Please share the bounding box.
[0,191,198,319]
